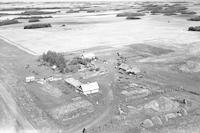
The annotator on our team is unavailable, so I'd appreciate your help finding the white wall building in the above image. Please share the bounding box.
[81,53,96,60]
[80,82,99,95]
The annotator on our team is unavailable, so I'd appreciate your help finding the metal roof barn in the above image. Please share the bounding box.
[80,82,99,95]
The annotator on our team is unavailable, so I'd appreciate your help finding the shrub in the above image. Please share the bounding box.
[66,9,79,13]
[69,57,91,66]
[146,4,187,15]
[0,19,19,26]
[41,51,67,73]
[180,10,196,15]
[24,23,51,29]
[126,16,141,20]
[116,12,145,17]
[28,19,40,23]
[164,13,177,16]
[21,10,57,15]
[16,16,52,19]
[188,26,200,31]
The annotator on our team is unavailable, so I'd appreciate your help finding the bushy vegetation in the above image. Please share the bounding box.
[28,19,40,23]
[126,16,141,20]
[116,12,145,17]
[0,19,20,26]
[180,10,196,15]
[16,16,52,19]
[41,51,66,73]
[66,9,80,13]
[39,51,94,73]
[188,16,200,21]
[142,4,188,15]
[69,57,91,66]
[188,26,200,31]
[163,12,177,16]
[21,10,57,15]
[24,23,51,29]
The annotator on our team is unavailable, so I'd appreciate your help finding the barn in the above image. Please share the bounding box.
[80,82,99,95]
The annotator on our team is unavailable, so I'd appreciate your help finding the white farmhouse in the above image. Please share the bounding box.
[80,82,99,95]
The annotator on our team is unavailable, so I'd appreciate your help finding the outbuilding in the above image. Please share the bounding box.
[119,63,140,75]
[65,78,83,88]
[81,53,96,60]
[119,63,130,71]
[126,66,141,74]
[25,76,35,83]
[80,82,99,95]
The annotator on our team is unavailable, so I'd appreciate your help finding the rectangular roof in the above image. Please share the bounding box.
[81,82,99,92]
[65,78,83,88]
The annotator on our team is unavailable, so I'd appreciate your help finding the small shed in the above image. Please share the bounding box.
[80,82,99,95]
[126,66,141,74]
[119,63,140,74]
[81,53,96,60]
[51,65,57,70]
[25,76,35,83]
[46,76,54,82]
[65,78,83,88]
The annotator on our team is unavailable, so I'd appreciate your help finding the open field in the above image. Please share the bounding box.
[0,1,200,54]
[0,1,200,133]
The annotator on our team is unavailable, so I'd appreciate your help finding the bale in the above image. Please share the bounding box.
[0,19,19,26]
[188,26,200,31]
[28,19,40,23]
[24,23,51,29]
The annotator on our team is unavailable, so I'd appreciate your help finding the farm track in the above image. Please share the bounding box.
[0,35,38,56]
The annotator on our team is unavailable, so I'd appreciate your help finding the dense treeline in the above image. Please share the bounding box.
[28,19,40,23]
[0,19,19,26]
[16,16,52,19]
[24,23,51,29]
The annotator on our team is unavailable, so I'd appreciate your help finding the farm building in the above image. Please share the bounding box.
[81,53,96,60]
[119,63,130,71]
[80,82,99,95]
[51,65,57,70]
[25,76,35,83]
[65,78,83,88]
[119,63,140,74]
[126,66,141,74]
